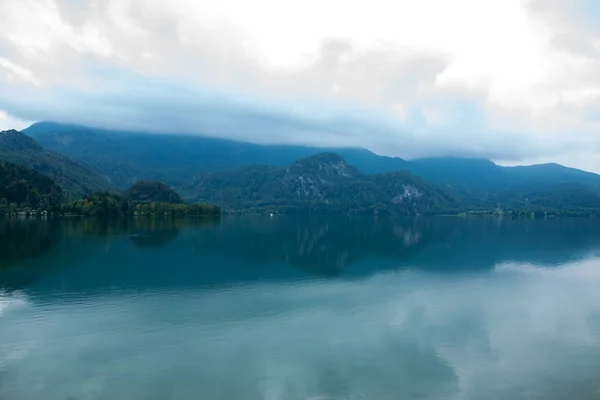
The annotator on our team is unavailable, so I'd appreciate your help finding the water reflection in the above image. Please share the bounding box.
[0,219,63,268]
[2,217,600,292]
[1,260,600,399]
[1,217,600,399]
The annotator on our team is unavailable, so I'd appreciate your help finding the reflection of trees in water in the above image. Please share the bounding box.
[59,217,220,249]
[0,218,63,269]
[0,218,64,290]
[129,228,180,249]
[62,217,177,238]
[0,217,221,290]
[127,218,220,248]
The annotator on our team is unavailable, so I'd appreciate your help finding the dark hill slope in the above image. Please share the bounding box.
[123,180,184,204]
[0,160,63,207]
[0,129,116,199]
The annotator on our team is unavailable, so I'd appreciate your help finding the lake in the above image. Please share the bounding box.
[1,216,600,400]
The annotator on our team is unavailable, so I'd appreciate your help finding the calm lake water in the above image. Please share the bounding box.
[1,216,600,400]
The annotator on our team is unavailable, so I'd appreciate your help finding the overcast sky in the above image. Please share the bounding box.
[2,0,600,171]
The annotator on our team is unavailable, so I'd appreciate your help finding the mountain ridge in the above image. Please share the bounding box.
[18,121,600,213]
[24,121,600,184]
[24,121,408,187]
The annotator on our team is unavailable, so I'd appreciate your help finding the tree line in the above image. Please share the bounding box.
[61,192,221,217]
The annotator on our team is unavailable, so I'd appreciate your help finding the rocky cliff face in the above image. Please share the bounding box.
[392,185,423,203]
[286,153,358,180]
[283,153,358,200]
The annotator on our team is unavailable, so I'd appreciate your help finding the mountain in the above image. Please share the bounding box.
[24,122,408,189]
[123,180,184,204]
[403,157,600,203]
[184,153,458,215]
[0,160,64,209]
[493,182,600,213]
[24,122,600,204]
[3,121,600,214]
[0,129,116,199]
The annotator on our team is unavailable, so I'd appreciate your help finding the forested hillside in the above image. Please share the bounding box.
[24,122,407,188]
[0,160,64,212]
[0,129,116,199]
[25,122,600,204]
[185,153,458,215]
[3,122,600,216]
[123,181,184,204]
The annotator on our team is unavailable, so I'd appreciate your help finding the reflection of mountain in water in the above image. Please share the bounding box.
[191,217,434,277]
[3,216,600,294]
[190,217,600,277]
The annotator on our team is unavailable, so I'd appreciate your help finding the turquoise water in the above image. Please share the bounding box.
[1,216,600,399]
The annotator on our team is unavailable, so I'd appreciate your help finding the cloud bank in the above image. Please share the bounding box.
[1,0,600,170]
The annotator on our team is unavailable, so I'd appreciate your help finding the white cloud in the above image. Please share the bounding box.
[0,110,32,132]
[0,58,39,86]
[1,0,600,170]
